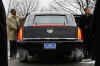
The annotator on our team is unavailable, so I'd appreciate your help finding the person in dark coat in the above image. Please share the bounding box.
[0,0,7,66]
[92,0,99,66]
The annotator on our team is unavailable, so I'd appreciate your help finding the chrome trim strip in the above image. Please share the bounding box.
[23,38,78,40]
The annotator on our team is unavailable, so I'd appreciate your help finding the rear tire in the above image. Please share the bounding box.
[70,48,84,62]
[17,48,29,62]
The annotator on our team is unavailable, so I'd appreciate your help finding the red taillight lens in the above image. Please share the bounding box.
[77,27,83,40]
[17,27,23,40]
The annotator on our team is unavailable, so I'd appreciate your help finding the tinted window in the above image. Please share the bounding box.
[24,14,76,26]
[34,15,67,24]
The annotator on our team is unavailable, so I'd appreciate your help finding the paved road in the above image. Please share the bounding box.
[8,56,95,66]
[8,43,95,66]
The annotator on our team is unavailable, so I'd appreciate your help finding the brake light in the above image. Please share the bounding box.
[77,27,83,40]
[17,27,23,40]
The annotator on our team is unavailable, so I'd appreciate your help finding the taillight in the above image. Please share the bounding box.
[17,27,23,40]
[77,27,83,40]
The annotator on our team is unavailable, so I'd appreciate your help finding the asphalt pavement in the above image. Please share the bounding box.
[8,55,95,66]
[8,43,95,66]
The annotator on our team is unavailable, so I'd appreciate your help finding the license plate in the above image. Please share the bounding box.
[44,43,56,49]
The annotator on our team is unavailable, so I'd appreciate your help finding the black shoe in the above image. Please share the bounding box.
[92,56,95,60]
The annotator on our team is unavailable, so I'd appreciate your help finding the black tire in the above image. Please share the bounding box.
[71,48,84,62]
[74,56,83,62]
[17,48,29,62]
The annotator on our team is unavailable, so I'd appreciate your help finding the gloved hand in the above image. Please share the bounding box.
[25,13,30,19]
[26,13,30,17]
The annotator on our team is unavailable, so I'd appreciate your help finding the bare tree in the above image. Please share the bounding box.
[77,0,96,15]
[7,0,96,15]
[8,0,37,17]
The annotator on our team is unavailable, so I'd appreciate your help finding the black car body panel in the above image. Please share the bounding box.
[23,26,77,39]
[17,14,84,56]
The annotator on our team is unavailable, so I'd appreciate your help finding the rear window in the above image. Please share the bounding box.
[34,15,67,24]
[24,14,76,26]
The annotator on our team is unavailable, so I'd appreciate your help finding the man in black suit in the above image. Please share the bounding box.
[0,0,7,66]
[93,0,99,66]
